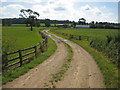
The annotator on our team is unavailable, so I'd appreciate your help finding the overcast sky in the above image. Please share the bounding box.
[0,0,119,23]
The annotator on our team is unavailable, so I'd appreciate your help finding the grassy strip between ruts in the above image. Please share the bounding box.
[49,30,118,88]
[44,37,73,88]
[2,36,57,85]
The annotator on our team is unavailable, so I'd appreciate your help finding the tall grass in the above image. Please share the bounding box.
[90,30,119,65]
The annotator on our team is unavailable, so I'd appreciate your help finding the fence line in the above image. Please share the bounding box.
[3,30,48,71]
[51,30,91,41]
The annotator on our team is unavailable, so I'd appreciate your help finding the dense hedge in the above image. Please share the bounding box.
[90,31,119,65]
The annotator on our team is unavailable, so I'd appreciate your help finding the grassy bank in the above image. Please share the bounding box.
[50,30,118,88]
[2,36,57,85]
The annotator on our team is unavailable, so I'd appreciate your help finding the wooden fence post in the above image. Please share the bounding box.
[5,53,8,69]
[87,37,89,41]
[79,36,81,40]
[35,46,37,57]
[71,35,73,39]
[43,41,45,47]
[45,37,48,47]
[40,42,41,49]
[19,50,22,67]
[40,42,43,52]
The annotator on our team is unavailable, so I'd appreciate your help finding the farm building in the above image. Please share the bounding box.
[76,25,90,28]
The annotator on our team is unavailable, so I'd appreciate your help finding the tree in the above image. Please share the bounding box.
[2,19,6,26]
[91,21,94,24]
[36,20,40,27]
[90,21,95,28]
[73,21,76,28]
[45,19,50,27]
[78,18,86,25]
[7,19,12,26]
[19,9,40,31]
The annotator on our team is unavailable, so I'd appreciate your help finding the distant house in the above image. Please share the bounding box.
[76,25,90,28]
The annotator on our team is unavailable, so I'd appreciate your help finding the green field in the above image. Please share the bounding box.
[54,28,118,38]
[2,26,43,53]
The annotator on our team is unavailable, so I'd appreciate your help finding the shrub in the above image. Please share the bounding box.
[90,33,119,65]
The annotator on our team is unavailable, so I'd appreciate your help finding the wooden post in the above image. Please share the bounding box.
[35,46,37,57]
[40,42,43,52]
[69,34,71,39]
[45,37,47,47]
[87,37,89,41]
[43,41,45,47]
[71,35,73,39]
[5,53,8,69]
[79,36,81,40]
[19,50,22,67]
[40,42,42,49]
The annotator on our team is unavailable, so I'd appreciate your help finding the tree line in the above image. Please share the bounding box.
[2,18,72,26]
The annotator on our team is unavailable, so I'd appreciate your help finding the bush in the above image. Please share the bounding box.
[90,33,119,65]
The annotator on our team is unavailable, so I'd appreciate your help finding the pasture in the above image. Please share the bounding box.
[2,26,43,53]
[54,28,118,39]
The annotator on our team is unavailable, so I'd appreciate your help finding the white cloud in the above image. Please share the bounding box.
[30,1,117,23]
[91,7,102,15]
[31,0,77,21]
[0,1,117,23]
[79,4,117,22]
[81,5,91,11]
[0,4,24,18]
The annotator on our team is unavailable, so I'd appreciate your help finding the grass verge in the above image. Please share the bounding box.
[2,36,57,85]
[50,31,118,88]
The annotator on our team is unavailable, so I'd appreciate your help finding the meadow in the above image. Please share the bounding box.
[2,26,43,53]
[54,28,118,38]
